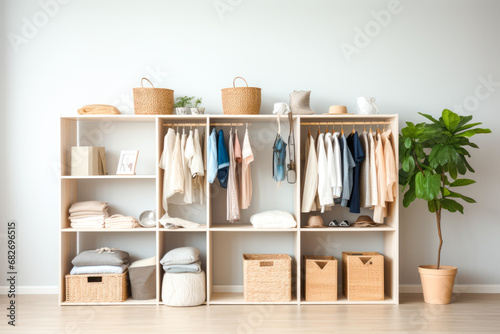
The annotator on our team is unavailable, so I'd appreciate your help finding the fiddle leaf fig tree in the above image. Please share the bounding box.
[399,109,491,268]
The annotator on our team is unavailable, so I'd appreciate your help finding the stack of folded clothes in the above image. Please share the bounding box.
[70,248,130,275]
[69,201,109,229]
[104,214,140,229]
[249,210,297,229]
[160,247,201,273]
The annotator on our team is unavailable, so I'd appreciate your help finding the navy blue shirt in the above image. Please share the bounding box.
[347,132,365,213]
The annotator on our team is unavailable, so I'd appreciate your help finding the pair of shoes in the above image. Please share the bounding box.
[328,220,351,227]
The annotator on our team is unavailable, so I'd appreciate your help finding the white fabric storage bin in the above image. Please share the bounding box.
[161,271,206,307]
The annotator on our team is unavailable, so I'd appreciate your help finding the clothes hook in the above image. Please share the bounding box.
[277,114,281,134]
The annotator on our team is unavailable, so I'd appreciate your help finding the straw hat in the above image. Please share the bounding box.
[323,105,353,115]
[352,215,377,227]
[289,90,315,115]
[304,215,326,228]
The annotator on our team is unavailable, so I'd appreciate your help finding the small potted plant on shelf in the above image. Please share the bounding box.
[174,96,194,115]
[399,109,491,304]
[190,97,204,115]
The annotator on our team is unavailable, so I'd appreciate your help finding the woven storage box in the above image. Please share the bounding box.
[221,77,261,115]
[305,255,337,301]
[133,77,174,115]
[342,252,384,301]
[243,254,291,302]
[65,271,129,302]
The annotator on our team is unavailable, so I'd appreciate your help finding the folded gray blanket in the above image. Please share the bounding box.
[163,261,201,273]
[72,249,129,267]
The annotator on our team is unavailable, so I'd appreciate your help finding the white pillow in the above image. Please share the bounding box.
[160,247,200,266]
[250,210,297,227]
[130,257,156,268]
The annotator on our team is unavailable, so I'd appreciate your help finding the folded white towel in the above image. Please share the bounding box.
[70,264,129,275]
[250,210,297,228]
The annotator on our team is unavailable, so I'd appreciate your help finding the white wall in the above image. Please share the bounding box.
[1,0,499,288]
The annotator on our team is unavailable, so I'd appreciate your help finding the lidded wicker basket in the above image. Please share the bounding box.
[133,77,174,115]
[221,77,261,115]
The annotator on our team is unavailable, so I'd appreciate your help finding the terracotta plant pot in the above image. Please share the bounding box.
[418,265,457,304]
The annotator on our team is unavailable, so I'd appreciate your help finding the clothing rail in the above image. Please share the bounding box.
[301,121,391,125]
[210,123,248,126]
[163,123,206,127]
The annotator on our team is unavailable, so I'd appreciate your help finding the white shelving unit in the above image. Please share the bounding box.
[59,114,399,306]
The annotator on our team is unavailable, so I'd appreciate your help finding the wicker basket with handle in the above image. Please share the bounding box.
[243,254,291,302]
[221,77,261,115]
[65,271,129,302]
[305,255,337,301]
[133,78,174,115]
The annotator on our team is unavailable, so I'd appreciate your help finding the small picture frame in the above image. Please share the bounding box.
[116,150,139,175]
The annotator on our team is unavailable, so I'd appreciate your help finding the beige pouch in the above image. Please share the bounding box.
[77,104,120,115]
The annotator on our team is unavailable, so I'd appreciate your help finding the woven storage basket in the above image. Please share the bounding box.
[65,271,129,302]
[133,78,174,115]
[342,252,384,301]
[243,254,291,302]
[305,255,337,301]
[221,77,261,115]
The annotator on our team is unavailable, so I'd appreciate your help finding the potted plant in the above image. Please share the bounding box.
[190,97,205,115]
[174,96,194,115]
[399,109,491,304]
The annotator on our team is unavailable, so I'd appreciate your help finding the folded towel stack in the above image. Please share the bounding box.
[249,210,297,229]
[69,201,109,229]
[70,248,130,275]
[104,214,140,229]
[160,247,202,274]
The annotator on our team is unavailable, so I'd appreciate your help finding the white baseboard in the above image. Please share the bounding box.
[1,284,499,295]
[400,284,500,294]
[0,286,59,295]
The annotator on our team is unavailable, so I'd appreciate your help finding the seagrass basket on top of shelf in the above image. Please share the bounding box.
[221,77,261,115]
[133,77,174,115]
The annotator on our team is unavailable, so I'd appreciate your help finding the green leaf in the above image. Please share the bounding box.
[459,128,492,138]
[456,121,481,133]
[441,198,464,214]
[442,109,460,132]
[447,191,477,204]
[402,156,415,173]
[448,161,458,179]
[428,200,437,213]
[463,159,475,173]
[450,179,476,187]
[442,188,451,196]
[415,171,441,201]
[454,115,474,131]
[403,187,416,208]
[404,137,412,148]
[418,112,440,124]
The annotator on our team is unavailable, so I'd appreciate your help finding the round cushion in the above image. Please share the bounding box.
[162,271,205,307]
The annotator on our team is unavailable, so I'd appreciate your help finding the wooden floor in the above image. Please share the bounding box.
[1,294,499,333]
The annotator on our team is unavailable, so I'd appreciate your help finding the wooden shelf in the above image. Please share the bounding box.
[61,175,156,179]
[300,224,396,232]
[60,115,156,122]
[159,226,207,232]
[300,295,396,305]
[210,223,297,232]
[209,292,298,305]
[61,298,157,306]
[61,228,156,232]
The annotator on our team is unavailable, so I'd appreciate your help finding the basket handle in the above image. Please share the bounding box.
[259,261,274,267]
[359,257,373,265]
[141,77,155,88]
[233,77,248,88]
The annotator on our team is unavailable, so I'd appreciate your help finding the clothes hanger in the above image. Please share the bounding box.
[363,122,366,133]
[376,122,381,135]
[308,125,311,137]
[277,114,281,135]
[325,123,329,134]
[351,123,355,135]
[341,123,344,136]
[369,123,373,134]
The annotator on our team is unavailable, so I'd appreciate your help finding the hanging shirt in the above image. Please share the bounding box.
[331,132,342,198]
[234,129,242,208]
[347,132,365,213]
[170,131,184,197]
[159,128,176,211]
[368,132,378,207]
[303,133,317,212]
[325,133,337,205]
[359,131,371,208]
[227,129,240,222]
[217,129,230,189]
[192,129,205,204]
[207,129,218,184]
[272,134,287,183]
[373,133,387,224]
[382,130,397,203]
[170,130,192,205]
[301,134,318,213]
[241,128,254,209]
[340,134,356,207]
[317,133,333,212]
